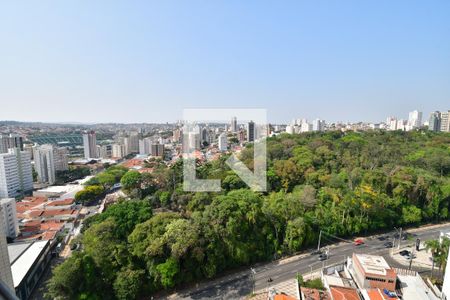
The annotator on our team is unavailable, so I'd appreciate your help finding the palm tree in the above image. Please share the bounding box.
[425,237,450,279]
[425,239,440,278]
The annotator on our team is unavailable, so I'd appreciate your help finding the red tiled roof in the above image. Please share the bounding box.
[22,220,41,227]
[330,286,361,300]
[122,159,144,168]
[42,231,57,240]
[28,210,44,218]
[22,196,47,204]
[46,198,74,206]
[40,221,65,231]
[274,295,297,300]
[42,209,78,217]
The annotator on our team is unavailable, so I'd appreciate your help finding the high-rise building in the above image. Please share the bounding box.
[397,119,407,131]
[386,117,397,131]
[97,145,110,159]
[300,122,312,133]
[285,125,295,134]
[247,121,255,142]
[0,134,24,153]
[201,127,210,146]
[231,117,238,133]
[112,144,126,158]
[83,131,98,159]
[218,133,228,152]
[127,132,140,153]
[312,119,325,132]
[173,128,182,143]
[0,198,18,238]
[0,148,33,198]
[151,144,165,158]
[0,207,14,292]
[408,110,423,129]
[33,144,56,184]
[428,111,441,132]
[238,130,245,143]
[441,110,450,132]
[139,138,152,155]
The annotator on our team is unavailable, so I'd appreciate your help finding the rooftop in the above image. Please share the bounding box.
[354,254,391,276]
[329,286,361,300]
[300,288,331,300]
[46,198,75,206]
[9,240,49,288]
[362,289,399,300]
[397,274,439,300]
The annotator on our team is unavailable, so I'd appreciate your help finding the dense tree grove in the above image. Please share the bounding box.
[47,131,450,299]
[74,165,128,204]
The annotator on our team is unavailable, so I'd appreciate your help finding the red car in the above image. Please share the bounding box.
[354,239,364,246]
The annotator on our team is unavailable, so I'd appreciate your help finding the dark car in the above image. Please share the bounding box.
[384,242,393,248]
[378,236,387,241]
[399,250,410,256]
[318,253,328,261]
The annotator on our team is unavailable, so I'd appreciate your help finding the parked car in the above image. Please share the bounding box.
[378,236,387,241]
[399,250,410,256]
[384,242,393,248]
[405,253,416,260]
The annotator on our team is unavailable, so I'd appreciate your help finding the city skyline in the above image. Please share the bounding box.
[1,1,449,123]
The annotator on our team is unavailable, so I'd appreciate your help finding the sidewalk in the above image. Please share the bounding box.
[389,243,433,269]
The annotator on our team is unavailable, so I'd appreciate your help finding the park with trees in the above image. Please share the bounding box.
[47,130,450,299]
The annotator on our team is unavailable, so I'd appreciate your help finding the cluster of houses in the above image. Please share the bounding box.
[262,253,440,300]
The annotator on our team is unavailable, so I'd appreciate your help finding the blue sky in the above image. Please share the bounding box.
[0,1,449,124]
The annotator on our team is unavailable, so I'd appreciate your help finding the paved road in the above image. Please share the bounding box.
[170,223,450,300]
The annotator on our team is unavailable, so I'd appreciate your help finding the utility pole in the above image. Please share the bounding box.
[408,248,415,270]
[398,227,402,250]
[317,230,322,251]
[250,268,256,294]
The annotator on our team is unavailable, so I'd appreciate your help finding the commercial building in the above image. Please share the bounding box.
[82,131,98,159]
[0,198,19,238]
[349,253,396,291]
[8,240,52,300]
[0,149,33,198]
[0,134,24,154]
